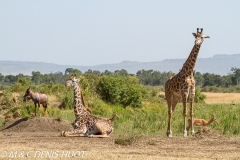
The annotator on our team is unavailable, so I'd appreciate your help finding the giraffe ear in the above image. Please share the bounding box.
[192,33,197,38]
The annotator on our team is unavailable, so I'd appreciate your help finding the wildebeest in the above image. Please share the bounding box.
[23,87,48,116]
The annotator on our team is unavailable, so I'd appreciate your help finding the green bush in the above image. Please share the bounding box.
[58,88,74,110]
[0,87,14,107]
[11,77,32,92]
[194,87,206,103]
[96,75,146,107]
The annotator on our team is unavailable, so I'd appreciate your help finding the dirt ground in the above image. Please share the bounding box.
[0,117,239,160]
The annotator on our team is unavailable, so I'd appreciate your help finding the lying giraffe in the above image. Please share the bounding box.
[61,76,114,138]
[71,113,119,131]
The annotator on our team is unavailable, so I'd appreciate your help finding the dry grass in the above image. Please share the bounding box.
[203,92,240,104]
[47,95,58,102]
[159,91,240,104]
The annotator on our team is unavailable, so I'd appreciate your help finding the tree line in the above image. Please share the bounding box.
[137,68,240,87]
[1,67,240,88]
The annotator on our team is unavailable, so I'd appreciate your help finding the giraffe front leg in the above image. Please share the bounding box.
[167,94,181,137]
[182,93,188,137]
[61,131,86,137]
[166,96,173,137]
[167,113,172,137]
[189,88,195,136]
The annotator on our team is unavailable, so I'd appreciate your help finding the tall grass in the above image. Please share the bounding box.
[93,101,240,137]
[1,84,240,137]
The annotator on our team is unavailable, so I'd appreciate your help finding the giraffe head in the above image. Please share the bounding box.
[65,75,80,87]
[192,28,210,45]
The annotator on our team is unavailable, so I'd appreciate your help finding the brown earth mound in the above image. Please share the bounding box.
[0,117,72,132]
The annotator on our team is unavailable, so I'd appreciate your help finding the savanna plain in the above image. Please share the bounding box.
[0,87,240,160]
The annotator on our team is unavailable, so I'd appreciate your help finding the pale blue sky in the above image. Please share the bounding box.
[0,1,239,66]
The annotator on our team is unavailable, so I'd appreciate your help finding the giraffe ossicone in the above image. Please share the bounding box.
[164,28,210,137]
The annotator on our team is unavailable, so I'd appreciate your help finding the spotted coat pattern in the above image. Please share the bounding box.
[61,76,113,137]
[164,28,210,137]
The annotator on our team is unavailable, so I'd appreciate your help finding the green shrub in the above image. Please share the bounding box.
[11,77,32,92]
[21,105,36,117]
[147,139,157,145]
[58,90,74,110]
[0,118,5,127]
[0,88,14,107]
[96,75,146,107]
[194,87,206,103]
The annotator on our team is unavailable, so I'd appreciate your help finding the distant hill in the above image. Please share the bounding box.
[1,54,240,76]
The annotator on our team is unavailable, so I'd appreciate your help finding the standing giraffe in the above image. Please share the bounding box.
[61,76,114,138]
[165,28,210,137]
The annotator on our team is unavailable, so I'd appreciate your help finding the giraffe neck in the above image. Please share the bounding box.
[181,44,202,75]
[73,84,87,117]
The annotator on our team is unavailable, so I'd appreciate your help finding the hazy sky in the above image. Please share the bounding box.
[0,1,239,66]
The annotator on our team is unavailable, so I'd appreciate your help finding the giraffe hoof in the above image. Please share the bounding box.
[183,131,188,137]
[167,134,172,138]
[191,131,195,136]
[88,134,93,138]
[167,131,172,137]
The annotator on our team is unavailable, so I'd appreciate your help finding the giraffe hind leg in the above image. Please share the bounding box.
[166,94,180,137]
[88,121,113,138]
[61,131,86,137]
[189,90,195,136]
[182,93,189,137]
[166,95,173,137]
[88,128,112,138]
[61,125,87,137]
[88,133,109,138]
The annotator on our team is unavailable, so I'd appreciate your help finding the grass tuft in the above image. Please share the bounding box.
[114,134,142,146]
[147,139,157,145]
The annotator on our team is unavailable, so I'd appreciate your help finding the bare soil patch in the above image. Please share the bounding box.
[0,117,240,160]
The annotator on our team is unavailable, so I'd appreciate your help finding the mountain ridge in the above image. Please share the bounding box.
[1,54,240,76]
